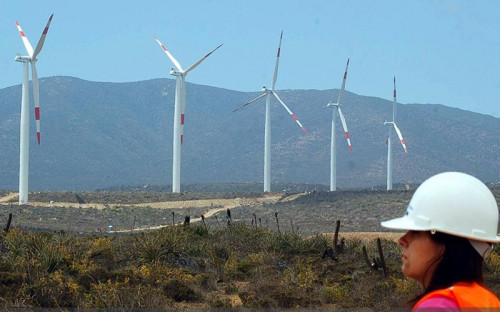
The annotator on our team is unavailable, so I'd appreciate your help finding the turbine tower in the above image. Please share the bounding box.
[384,77,408,190]
[14,14,53,204]
[233,31,307,192]
[153,36,222,193]
[326,59,352,191]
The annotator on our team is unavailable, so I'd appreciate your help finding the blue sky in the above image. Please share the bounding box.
[1,0,499,117]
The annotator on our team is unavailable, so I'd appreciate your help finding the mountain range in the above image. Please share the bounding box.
[0,76,498,191]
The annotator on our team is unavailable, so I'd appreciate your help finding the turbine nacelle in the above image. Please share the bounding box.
[170,68,182,76]
[326,102,339,108]
[14,54,32,62]
[261,86,268,92]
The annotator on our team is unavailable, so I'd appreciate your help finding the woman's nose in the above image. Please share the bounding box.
[398,231,410,247]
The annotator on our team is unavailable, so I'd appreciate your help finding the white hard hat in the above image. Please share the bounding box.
[381,172,500,243]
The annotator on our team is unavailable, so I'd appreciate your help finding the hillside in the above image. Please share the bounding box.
[0,76,498,191]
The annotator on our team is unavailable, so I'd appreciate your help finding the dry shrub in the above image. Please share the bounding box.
[223,253,259,280]
[24,270,81,308]
[0,270,24,299]
[486,249,500,277]
[237,258,322,308]
[321,283,349,303]
[133,230,177,264]
[85,277,171,308]
[194,272,217,291]
[163,278,202,302]
[384,276,421,297]
[29,235,67,273]
[238,287,277,308]
[208,295,233,308]
[86,279,127,308]
[280,259,318,293]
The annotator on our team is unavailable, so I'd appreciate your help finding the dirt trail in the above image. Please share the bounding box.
[0,192,304,209]
[279,192,306,202]
[0,192,309,208]
[0,192,18,203]
[0,192,311,233]
[113,194,299,233]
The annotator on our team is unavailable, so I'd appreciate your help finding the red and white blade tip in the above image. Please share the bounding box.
[338,107,352,151]
[44,14,54,33]
[277,31,283,57]
[393,124,407,153]
[345,131,353,152]
[153,35,166,50]
[400,139,408,153]
[343,58,350,79]
[290,113,308,134]
[393,77,397,98]
[204,44,223,58]
[291,114,307,134]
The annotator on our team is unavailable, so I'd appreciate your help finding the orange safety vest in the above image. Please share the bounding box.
[414,282,500,310]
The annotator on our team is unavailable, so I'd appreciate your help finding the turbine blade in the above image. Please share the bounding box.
[153,35,183,72]
[392,76,397,122]
[336,58,350,105]
[337,107,352,152]
[393,76,397,101]
[15,21,34,57]
[32,14,54,59]
[184,43,223,75]
[271,31,283,90]
[180,80,186,145]
[233,93,267,112]
[31,63,41,144]
[272,91,307,134]
[393,123,408,153]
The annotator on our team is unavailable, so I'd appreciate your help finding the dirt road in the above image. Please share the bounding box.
[111,194,299,232]
[0,192,292,209]
[0,192,310,233]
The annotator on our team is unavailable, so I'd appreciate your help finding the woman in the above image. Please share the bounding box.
[381,172,500,309]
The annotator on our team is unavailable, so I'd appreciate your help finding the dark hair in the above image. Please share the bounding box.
[409,231,484,306]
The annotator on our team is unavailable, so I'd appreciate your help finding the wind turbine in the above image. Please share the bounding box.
[233,31,307,192]
[384,77,408,191]
[14,14,53,205]
[153,35,222,193]
[326,58,352,191]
